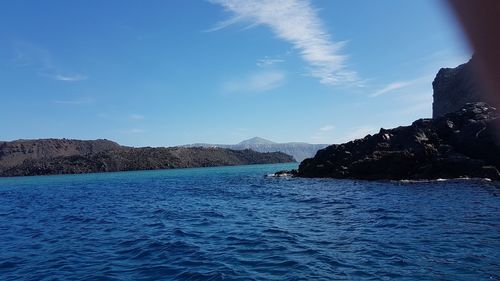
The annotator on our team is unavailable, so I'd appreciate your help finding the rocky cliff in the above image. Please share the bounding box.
[0,139,121,170]
[0,140,294,177]
[432,59,483,118]
[294,103,499,180]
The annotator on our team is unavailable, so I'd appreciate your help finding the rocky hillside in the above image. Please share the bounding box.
[185,137,328,162]
[294,103,499,180]
[432,58,483,118]
[0,140,294,177]
[0,139,121,170]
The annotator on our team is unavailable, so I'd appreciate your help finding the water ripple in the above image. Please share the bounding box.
[0,163,499,280]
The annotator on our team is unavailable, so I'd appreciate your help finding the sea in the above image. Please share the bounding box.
[0,163,498,280]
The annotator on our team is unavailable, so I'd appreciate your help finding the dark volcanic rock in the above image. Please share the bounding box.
[432,58,483,118]
[0,140,294,177]
[0,139,121,171]
[296,102,500,180]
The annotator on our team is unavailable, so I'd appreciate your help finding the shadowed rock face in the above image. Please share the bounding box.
[432,59,483,118]
[0,140,294,177]
[295,103,499,180]
[0,139,121,170]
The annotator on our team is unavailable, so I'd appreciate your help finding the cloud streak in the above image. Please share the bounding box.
[11,41,88,82]
[320,125,335,132]
[311,124,335,142]
[371,81,413,97]
[50,74,88,82]
[209,0,357,86]
[257,57,284,67]
[223,71,285,93]
[370,75,435,97]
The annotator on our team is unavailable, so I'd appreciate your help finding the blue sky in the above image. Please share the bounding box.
[0,0,471,146]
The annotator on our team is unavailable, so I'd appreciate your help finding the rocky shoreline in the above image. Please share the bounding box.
[278,103,499,181]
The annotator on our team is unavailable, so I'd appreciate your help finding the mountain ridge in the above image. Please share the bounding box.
[183,137,328,162]
[237,137,276,146]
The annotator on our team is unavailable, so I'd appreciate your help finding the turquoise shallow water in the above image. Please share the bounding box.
[0,163,499,280]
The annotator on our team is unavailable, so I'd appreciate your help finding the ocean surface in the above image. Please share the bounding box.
[0,163,499,280]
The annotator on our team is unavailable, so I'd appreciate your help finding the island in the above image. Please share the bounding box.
[0,139,294,177]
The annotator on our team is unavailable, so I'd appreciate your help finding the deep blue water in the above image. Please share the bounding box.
[0,163,499,280]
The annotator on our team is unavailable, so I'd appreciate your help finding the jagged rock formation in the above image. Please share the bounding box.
[0,139,294,177]
[184,137,328,162]
[294,103,499,180]
[432,58,483,118]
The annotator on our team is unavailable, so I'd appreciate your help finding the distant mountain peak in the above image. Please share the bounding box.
[238,137,276,146]
[184,137,328,162]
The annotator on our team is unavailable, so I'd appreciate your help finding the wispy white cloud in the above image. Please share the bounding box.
[52,97,94,105]
[319,125,335,132]
[129,114,145,120]
[50,73,88,82]
[209,0,357,86]
[371,81,413,97]
[311,124,335,142]
[370,75,434,97]
[223,71,285,93]
[257,56,284,67]
[11,41,88,82]
[206,14,244,32]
